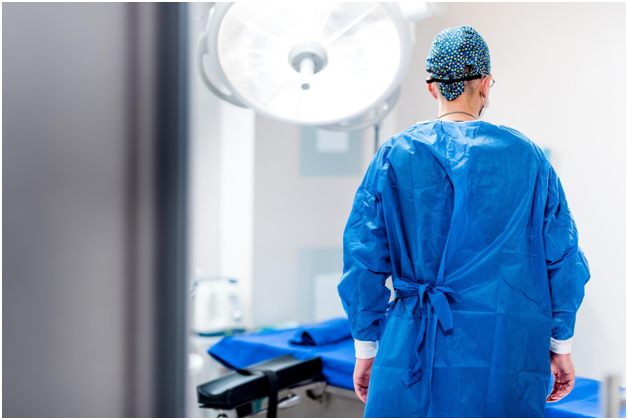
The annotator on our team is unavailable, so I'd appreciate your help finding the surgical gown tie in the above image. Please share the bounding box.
[394,278,454,389]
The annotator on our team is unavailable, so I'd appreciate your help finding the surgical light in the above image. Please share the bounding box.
[197,2,433,130]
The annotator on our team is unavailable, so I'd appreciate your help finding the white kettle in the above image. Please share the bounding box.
[191,277,245,336]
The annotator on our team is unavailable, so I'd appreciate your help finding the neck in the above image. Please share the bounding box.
[437,100,481,121]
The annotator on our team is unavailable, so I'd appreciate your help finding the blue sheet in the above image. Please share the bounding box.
[288,317,351,347]
[210,328,355,390]
[209,328,625,418]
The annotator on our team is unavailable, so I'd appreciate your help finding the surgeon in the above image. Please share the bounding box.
[338,26,590,418]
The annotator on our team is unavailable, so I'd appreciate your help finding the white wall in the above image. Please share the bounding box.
[189,2,223,280]
[188,3,257,325]
[396,2,626,383]
[218,102,256,321]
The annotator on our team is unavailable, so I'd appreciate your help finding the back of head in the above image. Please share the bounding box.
[426,26,491,102]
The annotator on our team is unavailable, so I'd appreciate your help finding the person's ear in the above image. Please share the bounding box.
[427,81,438,99]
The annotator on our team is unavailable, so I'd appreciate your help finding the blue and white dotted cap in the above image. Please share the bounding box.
[426,26,491,101]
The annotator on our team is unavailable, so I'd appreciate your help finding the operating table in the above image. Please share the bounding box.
[197,324,625,418]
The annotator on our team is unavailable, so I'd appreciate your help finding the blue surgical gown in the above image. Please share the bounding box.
[338,120,590,418]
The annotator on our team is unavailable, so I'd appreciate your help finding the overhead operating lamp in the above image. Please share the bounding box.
[197,2,434,131]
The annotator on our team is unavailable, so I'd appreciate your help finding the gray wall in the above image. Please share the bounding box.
[3,3,133,416]
[249,113,400,326]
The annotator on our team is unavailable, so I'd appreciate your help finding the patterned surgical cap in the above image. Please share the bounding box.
[426,26,491,101]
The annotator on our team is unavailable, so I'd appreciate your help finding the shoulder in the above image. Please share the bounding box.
[476,122,549,166]
[487,123,532,144]
[484,123,546,154]
[379,120,437,152]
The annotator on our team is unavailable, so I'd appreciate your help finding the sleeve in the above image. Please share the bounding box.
[549,337,572,354]
[354,339,379,359]
[543,166,591,350]
[338,147,392,343]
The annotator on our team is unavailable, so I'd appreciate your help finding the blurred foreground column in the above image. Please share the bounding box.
[3,3,189,417]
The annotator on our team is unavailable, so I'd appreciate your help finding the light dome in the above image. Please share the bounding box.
[198,3,421,127]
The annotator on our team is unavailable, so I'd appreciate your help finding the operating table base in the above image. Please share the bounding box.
[212,382,364,418]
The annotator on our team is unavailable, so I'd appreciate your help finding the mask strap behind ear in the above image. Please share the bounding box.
[481,76,489,98]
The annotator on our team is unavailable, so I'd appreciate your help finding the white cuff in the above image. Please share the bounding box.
[550,337,572,354]
[354,339,378,359]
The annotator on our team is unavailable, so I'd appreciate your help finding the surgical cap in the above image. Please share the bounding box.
[426,26,491,101]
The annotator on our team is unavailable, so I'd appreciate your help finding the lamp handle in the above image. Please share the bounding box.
[196,32,247,108]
